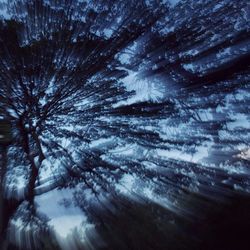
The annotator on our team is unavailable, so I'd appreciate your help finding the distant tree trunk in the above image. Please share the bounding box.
[0,145,8,250]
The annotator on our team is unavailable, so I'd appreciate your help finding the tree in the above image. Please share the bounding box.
[0,0,249,249]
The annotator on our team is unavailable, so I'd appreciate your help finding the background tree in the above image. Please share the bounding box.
[0,0,249,249]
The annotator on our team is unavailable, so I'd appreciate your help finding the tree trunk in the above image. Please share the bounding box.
[0,146,8,250]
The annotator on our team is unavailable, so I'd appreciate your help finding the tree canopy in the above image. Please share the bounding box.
[0,0,249,249]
